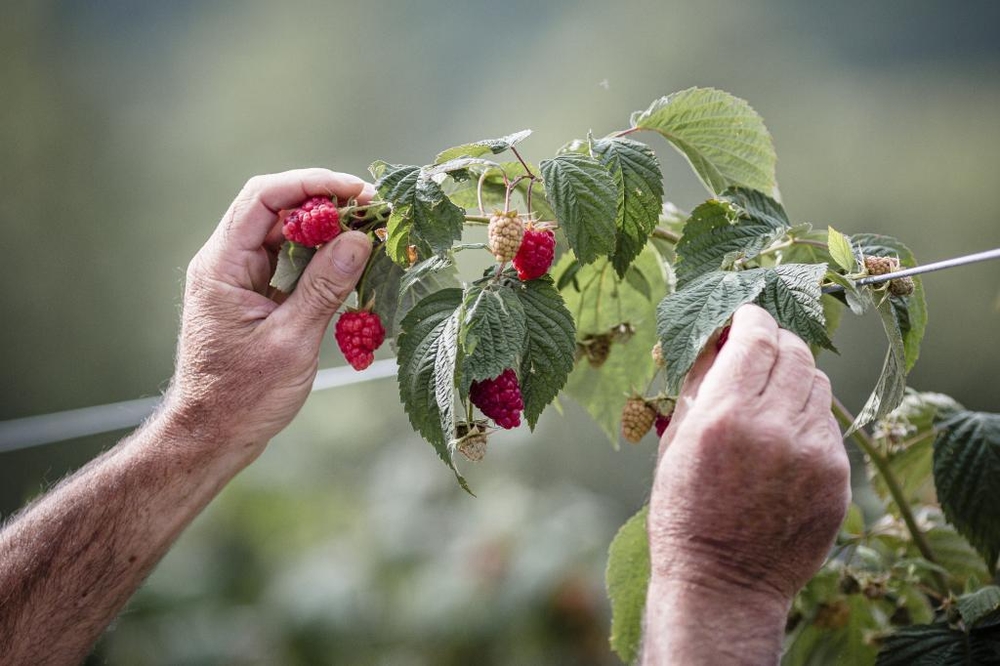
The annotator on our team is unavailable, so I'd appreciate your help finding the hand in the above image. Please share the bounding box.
[164,169,375,465]
[649,304,850,604]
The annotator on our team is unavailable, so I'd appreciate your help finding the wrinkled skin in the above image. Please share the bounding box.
[642,304,851,664]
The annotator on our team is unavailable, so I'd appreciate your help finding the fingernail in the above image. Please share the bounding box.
[331,232,371,274]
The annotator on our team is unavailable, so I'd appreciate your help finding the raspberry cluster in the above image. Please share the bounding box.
[487,212,524,262]
[621,397,656,444]
[470,368,524,429]
[334,311,386,371]
[512,224,556,281]
[282,196,342,247]
[864,255,914,297]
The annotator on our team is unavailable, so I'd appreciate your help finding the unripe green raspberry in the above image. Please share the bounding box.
[888,276,915,297]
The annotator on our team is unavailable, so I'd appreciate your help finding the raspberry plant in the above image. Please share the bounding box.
[271,88,1000,664]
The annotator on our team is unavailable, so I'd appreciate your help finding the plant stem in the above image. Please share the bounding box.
[613,127,641,138]
[464,215,489,224]
[509,146,535,179]
[831,397,949,596]
[652,227,681,244]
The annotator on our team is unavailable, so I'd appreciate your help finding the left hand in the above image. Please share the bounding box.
[164,169,375,464]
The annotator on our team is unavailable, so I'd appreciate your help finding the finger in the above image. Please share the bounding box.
[765,329,817,411]
[269,231,372,342]
[218,169,368,253]
[655,328,725,459]
[697,304,779,400]
[804,369,834,418]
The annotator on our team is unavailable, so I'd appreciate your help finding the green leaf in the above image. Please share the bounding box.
[539,153,618,264]
[674,188,789,287]
[825,271,873,316]
[958,586,1000,628]
[875,622,1000,665]
[394,254,460,335]
[657,269,768,394]
[591,136,664,277]
[396,289,470,491]
[434,129,532,164]
[756,263,836,352]
[921,523,993,589]
[934,410,1000,570]
[828,226,858,272]
[358,246,406,340]
[848,297,907,435]
[852,234,927,372]
[561,246,668,443]
[606,505,650,665]
[630,87,777,196]
[513,276,576,429]
[269,241,315,293]
[372,163,465,265]
[459,284,527,390]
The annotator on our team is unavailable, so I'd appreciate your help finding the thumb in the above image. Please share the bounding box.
[275,231,372,338]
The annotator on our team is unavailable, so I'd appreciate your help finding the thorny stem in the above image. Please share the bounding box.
[831,397,950,597]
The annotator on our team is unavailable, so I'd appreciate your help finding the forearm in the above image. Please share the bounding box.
[0,405,256,665]
[641,576,789,666]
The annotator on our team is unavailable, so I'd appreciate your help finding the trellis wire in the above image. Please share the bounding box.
[0,360,398,454]
[2,249,997,454]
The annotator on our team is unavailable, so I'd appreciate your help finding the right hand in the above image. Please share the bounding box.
[647,304,851,605]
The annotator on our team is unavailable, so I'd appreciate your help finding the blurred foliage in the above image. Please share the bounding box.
[2,0,1000,663]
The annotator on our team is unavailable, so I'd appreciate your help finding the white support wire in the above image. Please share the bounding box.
[0,359,398,454]
[3,248,998,455]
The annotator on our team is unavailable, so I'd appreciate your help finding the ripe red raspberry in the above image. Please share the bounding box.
[488,212,524,262]
[469,368,523,429]
[512,224,556,281]
[621,397,656,444]
[334,310,386,371]
[716,325,731,351]
[654,412,672,437]
[282,196,341,247]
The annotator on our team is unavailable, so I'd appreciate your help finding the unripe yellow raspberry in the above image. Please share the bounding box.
[621,397,656,444]
[488,212,524,262]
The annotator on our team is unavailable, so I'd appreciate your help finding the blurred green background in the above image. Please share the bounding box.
[2,0,999,663]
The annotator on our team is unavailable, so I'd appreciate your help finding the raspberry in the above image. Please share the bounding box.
[456,424,489,462]
[580,334,612,368]
[888,275,915,297]
[654,412,672,437]
[512,224,556,281]
[651,341,666,368]
[621,397,656,444]
[716,325,731,351]
[470,368,523,429]
[334,310,386,371]
[487,212,524,262]
[282,196,341,247]
[864,255,913,296]
[864,255,898,276]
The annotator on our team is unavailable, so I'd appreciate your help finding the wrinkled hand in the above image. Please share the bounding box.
[164,169,374,463]
[648,304,850,606]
